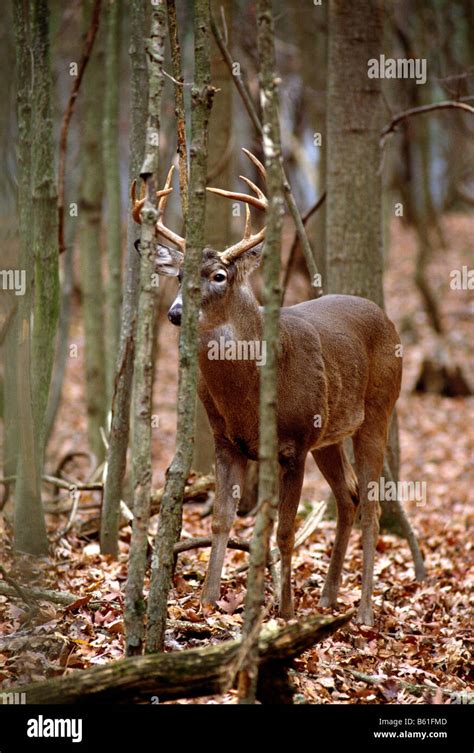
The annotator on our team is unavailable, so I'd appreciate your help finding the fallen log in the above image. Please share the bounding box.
[13,610,354,704]
[0,581,78,606]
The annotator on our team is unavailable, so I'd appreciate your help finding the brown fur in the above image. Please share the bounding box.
[162,247,402,625]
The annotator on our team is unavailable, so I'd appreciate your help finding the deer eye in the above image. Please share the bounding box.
[212,271,227,283]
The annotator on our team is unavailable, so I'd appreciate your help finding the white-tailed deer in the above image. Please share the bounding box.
[132,149,402,625]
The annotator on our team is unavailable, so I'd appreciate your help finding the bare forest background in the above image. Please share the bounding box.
[0,0,472,706]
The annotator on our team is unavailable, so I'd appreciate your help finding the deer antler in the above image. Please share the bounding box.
[206,148,267,264]
[131,167,186,253]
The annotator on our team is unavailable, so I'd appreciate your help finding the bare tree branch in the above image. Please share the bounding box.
[282,192,326,304]
[210,9,320,291]
[166,0,189,223]
[381,100,474,145]
[57,0,102,255]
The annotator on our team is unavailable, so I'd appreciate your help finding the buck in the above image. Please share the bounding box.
[132,149,402,625]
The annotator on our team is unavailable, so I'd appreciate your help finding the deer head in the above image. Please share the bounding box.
[131,149,268,327]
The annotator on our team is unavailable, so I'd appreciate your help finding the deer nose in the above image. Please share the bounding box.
[168,304,182,326]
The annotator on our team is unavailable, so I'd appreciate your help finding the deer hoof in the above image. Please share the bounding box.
[279,602,295,620]
[356,605,374,626]
[201,584,220,606]
[318,593,337,609]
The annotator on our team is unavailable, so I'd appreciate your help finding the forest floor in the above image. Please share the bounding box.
[0,215,472,704]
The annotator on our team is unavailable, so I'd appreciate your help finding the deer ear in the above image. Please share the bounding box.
[235,243,263,276]
[154,244,183,277]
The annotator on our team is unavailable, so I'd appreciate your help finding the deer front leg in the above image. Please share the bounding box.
[277,461,305,619]
[201,440,247,606]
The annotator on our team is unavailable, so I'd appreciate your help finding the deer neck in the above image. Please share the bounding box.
[199,283,262,341]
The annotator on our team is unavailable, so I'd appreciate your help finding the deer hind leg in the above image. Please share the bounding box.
[277,460,306,619]
[201,440,247,606]
[352,425,388,626]
[312,443,358,608]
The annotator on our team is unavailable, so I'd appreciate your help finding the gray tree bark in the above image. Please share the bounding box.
[12,0,56,554]
[192,0,234,476]
[326,0,384,306]
[79,0,107,463]
[326,0,425,572]
[146,0,215,654]
[124,0,167,656]
[237,0,284,705]
[104,0,123,405]
[100,0,148,555]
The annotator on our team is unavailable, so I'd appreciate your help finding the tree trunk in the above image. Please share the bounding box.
[100,0,148,555]
[30,0,61,465]
[191,0,234,476]
[125,0,167,656]
[237,0,284,704]
[79,0,107,463]
[12,0,53,555]
[146,0,215,654]
[326,0,384,306]
[104,0,123,405]
[205,0,233,247]
[326,0,420,544]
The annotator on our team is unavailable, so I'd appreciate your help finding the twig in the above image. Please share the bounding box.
[210,10,320,289]
[55,450,97,480]
[0,581,108,607]
[150,473,214,506]
[51,486,82,541]
[47,475,214,523]
[0,476,16,486]
[210,10,262,137]
[166,0,189,223]
[380,100,474,146]
[344,668,472,700]
[173,536,250,555]
[57,0,102,254]
[0,475,102,492]
[42,475,103,492]
[167,619,229,636]
[163,69,191,87]
[0,566,35,607]
[207,134,235,182]
[281,192,326,303]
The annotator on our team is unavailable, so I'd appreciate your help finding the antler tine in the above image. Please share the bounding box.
[243,204,252,239]
[206,146,268,264]
[131,179,146,224]
[157,165,175,216]
[130,168,186,253]
[206,186,266,211]
[242,147,266,182]
[219,224,265,264]
[155,164,186,252]
[239,175,267,208]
